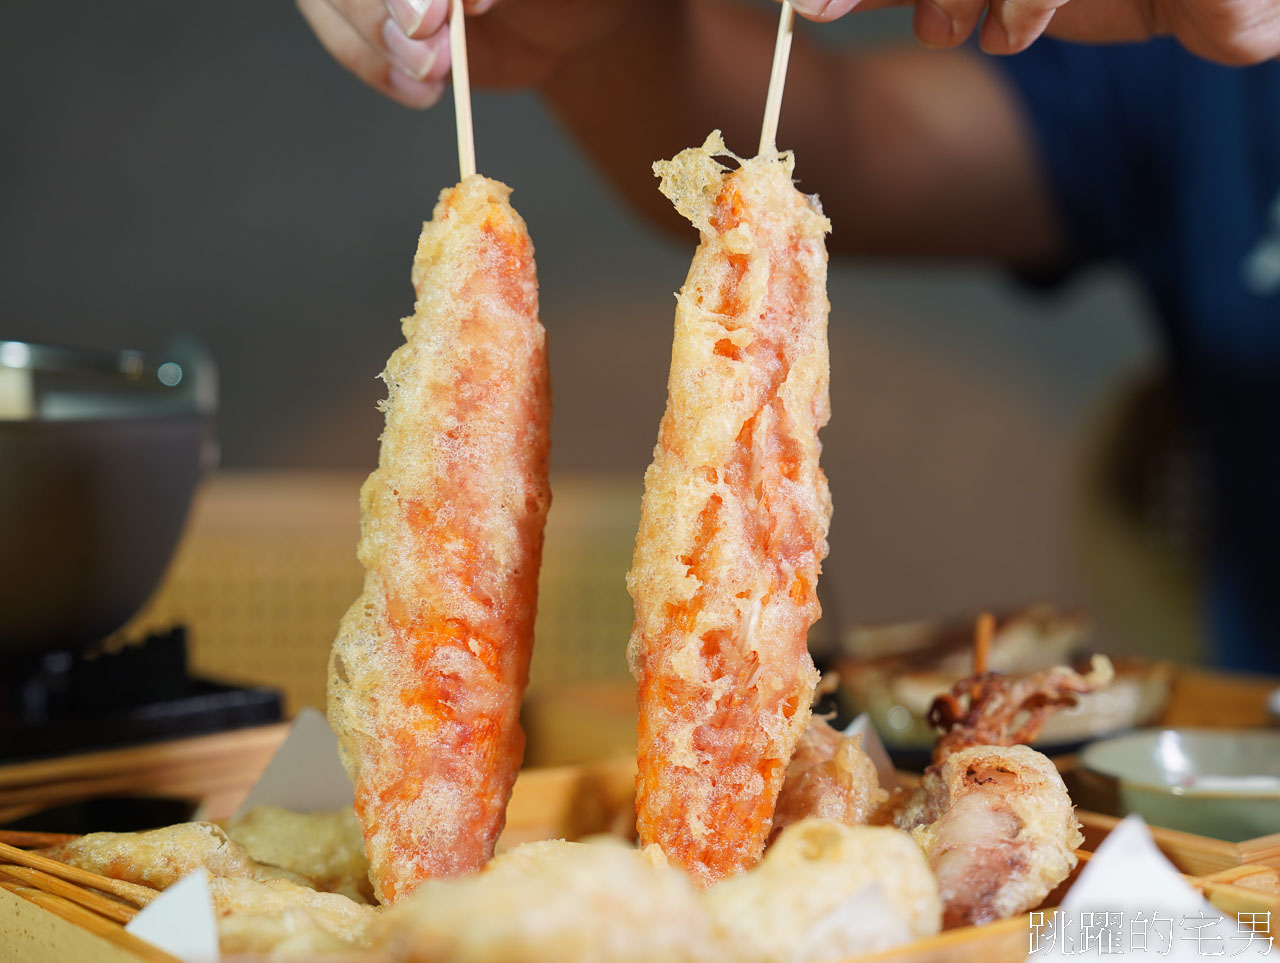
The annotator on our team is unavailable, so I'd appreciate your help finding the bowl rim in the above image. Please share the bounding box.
[1080,727,1280,800]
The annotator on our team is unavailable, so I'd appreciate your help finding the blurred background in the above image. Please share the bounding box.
[2,2,1186,719]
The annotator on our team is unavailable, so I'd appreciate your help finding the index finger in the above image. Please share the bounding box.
[388,0,498,39]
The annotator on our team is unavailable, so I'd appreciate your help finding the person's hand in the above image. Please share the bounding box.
[297,0,644,109]
[786,0,1280,64]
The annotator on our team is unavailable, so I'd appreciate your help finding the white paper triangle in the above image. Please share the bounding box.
[1028,815,1272,958]
[125,869,219,963]
[233,707,354,817]
[843,713,898,791]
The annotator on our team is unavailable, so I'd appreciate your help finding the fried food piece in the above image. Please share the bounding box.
[45,822,377,954]
[223,805,373,903]
[894,744,1083,928]
[705,819,941,963]
[629,132,832,886]
[40,822,306,890]
[328,175,551,902]
[770,718,889,840]
[372,838,719,963]
[210,875,378,950]
[876,659,1100,926]
[928,656,1114,764]
[216,910,353,958]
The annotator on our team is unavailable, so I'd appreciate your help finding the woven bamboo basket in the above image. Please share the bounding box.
[2,724,1277,963]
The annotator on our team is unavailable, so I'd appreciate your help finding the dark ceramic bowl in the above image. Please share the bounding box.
[0,340,216,658]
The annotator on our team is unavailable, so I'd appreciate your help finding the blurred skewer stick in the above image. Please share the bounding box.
[451,0,477,179]
[759,1,795,156]
[0,831,78,848]
[974,611,995,674]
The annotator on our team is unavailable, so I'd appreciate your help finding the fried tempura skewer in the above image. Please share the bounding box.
[628,132,832,886]
[895,744,1084,928]
[328,176,551,903]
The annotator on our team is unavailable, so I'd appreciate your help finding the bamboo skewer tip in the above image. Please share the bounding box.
[450,0,477,180]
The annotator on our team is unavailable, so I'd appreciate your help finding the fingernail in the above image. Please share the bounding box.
[388,69,445,109]
[789,0,829,15]
[914,0,956,47]
[382,17,437,79]
[386,0,429,33]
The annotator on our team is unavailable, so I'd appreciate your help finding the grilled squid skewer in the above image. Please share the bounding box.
[329,176,551,904]
[628,132,832,887]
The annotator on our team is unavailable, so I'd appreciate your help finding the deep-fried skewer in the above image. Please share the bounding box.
[628,132,832,886]
[328,176,551,903]
[895,743,1084,928]
[326,0,548,904]
[880,643,1113,927]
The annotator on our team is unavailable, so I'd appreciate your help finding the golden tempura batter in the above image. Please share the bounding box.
[629,132,832,886]
[328,176,551,903]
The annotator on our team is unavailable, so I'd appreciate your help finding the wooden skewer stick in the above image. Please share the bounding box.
[0,864,138,924]
[451,0,477,179]
[0,840,158,908]
[758,1,796,156]
[974,611,996,675]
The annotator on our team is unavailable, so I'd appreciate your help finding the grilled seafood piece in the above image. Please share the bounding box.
[928,655,1114,764]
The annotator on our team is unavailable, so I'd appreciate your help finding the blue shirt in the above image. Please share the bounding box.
[994,40,1280,673]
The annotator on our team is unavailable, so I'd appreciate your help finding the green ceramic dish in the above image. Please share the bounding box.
[1080,728,1280,842]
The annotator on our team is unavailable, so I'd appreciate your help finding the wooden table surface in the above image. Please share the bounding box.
[1160,667,1280,729]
